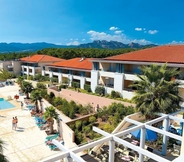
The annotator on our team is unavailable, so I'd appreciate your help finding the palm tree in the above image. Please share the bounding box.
[17,76,24,85]
[130,64,183,118]
[0,69,12,82]
[20,81,34,99]
[30,90,42,113]
[43,106,59,134]
[0,139,9,162]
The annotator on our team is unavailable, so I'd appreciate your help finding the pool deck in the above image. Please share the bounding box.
[0,84,61,162]
[0,82,180,162]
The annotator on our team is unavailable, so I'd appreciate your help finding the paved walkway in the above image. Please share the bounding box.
[0,82,135,162]
[0,84,60,162]
[53,88,135,110]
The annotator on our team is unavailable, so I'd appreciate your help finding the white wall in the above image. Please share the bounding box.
[122,90,135,99]
[114,73,124,95]
[80,77,85,89]
[91,70,99,92]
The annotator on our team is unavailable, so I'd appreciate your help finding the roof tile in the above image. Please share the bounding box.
[20,54,64,63]
[50,58,92,70]
[105,45,184,64]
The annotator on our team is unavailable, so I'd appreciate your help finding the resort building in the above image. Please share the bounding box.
[0,60,21,75]
[47,57,92,88]
[20,54,64,77]
[33,45,184,101]
[10,45,184,101]
[90,45,184,99]
[1,45,184,101]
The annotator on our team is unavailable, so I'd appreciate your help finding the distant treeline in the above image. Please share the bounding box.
[37,48,137,59]
[0,48,140,60]
[0,52,33,61]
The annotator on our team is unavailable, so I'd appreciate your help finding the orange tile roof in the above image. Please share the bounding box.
[49,58,92,70]
[20,54,65,63]
[104,45,184,64]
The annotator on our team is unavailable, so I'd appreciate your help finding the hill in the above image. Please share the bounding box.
[0,41,157,53]
[79,40,156,49]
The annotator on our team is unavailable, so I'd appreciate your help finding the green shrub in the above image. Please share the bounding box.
[71,81,80,89]
[89,116,96,124]
[75,120,82,130]
[53,97,63,107]
[84,84,91,92]
[51,77,58,83]
[95,86,105,96]
[28,75,33,80]
[59,84,67,90]
[40,89,47,98]
[75,132,84,144]
[69,107,75,119]
[36,83,46,89]
[82,125,91,134]
[111,90,121,98]
[69,124,75,130]
[61,106,69,116]
[103,123,115,133]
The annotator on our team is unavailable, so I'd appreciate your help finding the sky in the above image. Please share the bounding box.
[0,0,184,45]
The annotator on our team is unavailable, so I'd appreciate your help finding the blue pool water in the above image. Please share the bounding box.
[0,98,15,110]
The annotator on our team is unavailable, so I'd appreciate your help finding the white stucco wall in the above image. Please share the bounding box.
[91,70,99,92]
[114,73,124,95]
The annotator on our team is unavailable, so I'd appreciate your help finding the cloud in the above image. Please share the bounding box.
[135,28,142,31]
[67,41,80,46]
[169,40,184,44]
[87,30,126,42]
[135,28,158,35]
[114,30,122,34]
[82,39,85,41]
[132,39,152,45]
[148,30,158,34]
[109,26,118,31]
[87,30,152,45]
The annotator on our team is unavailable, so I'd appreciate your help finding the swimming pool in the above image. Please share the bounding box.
[0,98,15,110]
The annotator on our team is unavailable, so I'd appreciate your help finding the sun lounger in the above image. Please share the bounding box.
[49,144,58,150]
[45,133,59,142]
[27,104,35,110]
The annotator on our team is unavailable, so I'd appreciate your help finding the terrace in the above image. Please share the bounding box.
[42,110,184,162]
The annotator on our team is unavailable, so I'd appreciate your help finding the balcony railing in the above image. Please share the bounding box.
[7,65,13,68]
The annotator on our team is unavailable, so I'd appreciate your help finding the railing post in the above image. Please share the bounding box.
[139,127,146,162]
[162,117,169,155]
[109,139,115,162]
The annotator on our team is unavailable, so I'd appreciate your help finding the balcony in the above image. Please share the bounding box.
[8,68,13,72]
[122,89,135,99]
[99,71,114,78]
[86,77,91,82]
[53,72,59,76]
[73,75,81,80]
[124,73,139,81]
[7,64,13,68]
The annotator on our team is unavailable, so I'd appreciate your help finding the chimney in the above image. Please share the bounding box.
[79,57,85,62]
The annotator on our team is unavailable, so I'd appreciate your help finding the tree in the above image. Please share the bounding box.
[20,81,34,99]
[36,83,46,89]
[0,69,12,81]
[0,139,9,162]
[30,90,42,113]
[17,76,24,85]
[130,64,183,118]
[43,106,59,134]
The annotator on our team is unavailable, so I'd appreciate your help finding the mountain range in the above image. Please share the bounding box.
[0,40,157,53]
